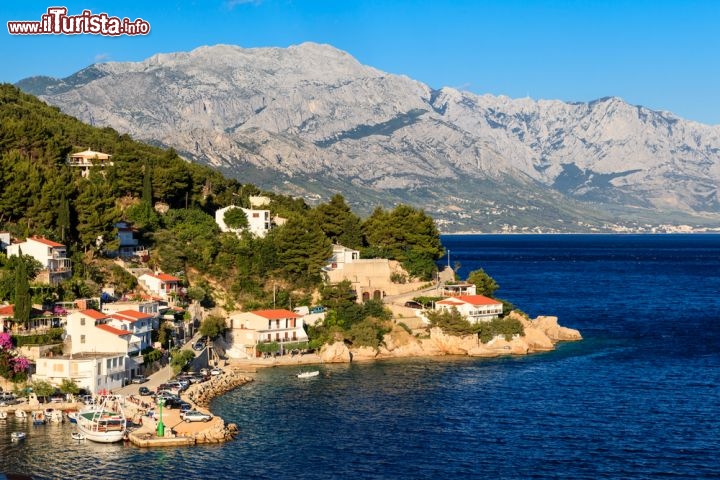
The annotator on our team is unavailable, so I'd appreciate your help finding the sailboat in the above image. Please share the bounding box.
[75,395,127,443]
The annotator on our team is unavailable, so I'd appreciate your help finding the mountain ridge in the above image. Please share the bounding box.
[17,43,720,232]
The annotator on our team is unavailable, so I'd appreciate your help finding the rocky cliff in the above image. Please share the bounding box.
[18,43,720,232]
[320,312,582,362]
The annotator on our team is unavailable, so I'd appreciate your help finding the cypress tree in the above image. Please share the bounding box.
[14,248,32,329]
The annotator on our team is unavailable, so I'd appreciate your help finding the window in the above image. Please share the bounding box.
[80,318,85,326]
[252,212,260,218]
[80,334,86,344]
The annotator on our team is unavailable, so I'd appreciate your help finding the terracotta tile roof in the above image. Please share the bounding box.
[96,323,131,336]
[252,309,301,319]
[455,295,503,306]
[30,236,65,248]
[79,309,108,320]
[114,310,152,320]
[0,304,14,316]
[148,273,180,282]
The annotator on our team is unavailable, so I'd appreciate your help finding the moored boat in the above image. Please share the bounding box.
[75,395,127,443]
[71,431,86,441]
[66,411,78,423]
[0,411,7,420]
[45,408,63,423]
[31,410,46,425]
[14,409,27,419]
[297,370,320,379]
[10,431,26,441]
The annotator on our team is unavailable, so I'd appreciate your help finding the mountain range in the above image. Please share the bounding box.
[17,43,720,232]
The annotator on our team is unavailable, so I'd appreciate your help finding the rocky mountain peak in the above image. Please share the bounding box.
[16,43,720,232]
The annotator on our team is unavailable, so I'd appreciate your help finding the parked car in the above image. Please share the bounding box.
[210,367,223,376]
[181,410,213,422]
[404,301,423,309]
[131,375,148,384]
[138,386,151,396]
[192,341,205,351]
[0,392,17,406]
[178,401,192,413]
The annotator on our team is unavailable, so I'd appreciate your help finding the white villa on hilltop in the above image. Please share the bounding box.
[215,205,272,238]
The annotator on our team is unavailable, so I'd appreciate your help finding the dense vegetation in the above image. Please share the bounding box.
[0,84,445,357]
[0,84,444,306]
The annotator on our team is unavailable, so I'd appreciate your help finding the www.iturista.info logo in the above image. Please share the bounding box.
[7,7,150,36]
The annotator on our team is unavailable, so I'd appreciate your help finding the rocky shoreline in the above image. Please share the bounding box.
[319,312,582,363]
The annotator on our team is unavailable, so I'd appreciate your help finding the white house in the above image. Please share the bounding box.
[226,309,308,359]
[434,295,504,324]
[326,244,360,270]
[215,205,272,238]
[107,310,155,352]
[67,149,113,178]
[107,221,148,259]
[64,309,144,380]
[0,232,10,251]
[33,352,127,395]
[6,237,72,285]
[138,273,182,301]
[440,283,478,297]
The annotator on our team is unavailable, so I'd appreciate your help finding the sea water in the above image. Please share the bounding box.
[2,234,719,479]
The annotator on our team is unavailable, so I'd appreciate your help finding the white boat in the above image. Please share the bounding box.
[297,370,320,379]
[10,431,26,441]
[0,411,7,420]
[71,431,86,441]
[75,395,127,443]
[15,409,27,419]
[66,411,78,423]
[45,408,63,423]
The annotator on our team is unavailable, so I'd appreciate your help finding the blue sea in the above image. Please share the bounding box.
[2,234,719,479]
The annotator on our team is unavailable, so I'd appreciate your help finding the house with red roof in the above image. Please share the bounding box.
[33,308,142,393]
[226,309,308,359]
[138,272,183,301]
[435,295,504,324]
[107,309,155,352]
[5,236,72,285]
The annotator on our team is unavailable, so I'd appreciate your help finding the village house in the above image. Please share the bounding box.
[225,309,308,359]
[62,309,144,380]
[33,352,127,395]
[138,272,182,301]
[5,236,72,286]
[106,310,155,352]
[440,283,478,297]
[215,205,272,238]
[104,221,149,260]
[66,149,113,178]
[434,295,504,324]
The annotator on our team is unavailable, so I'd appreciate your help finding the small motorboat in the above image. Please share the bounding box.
[31,410,46,425]
[71,432,86,441]
[297,370,320,379]
[45,408,63,423]
[0,411,7,420]
[66,411,78,423]
[10,431,26,441]
[15,409,27,419]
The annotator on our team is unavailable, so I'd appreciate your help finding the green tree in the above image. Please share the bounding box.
[29,379,56,399]
[57,192,71,242]
[13,248,31,329]
[273,216,332,285]
[59,378,80,395]
[466,269,499,297]
[311,194,363,248]
[199,315,227,339]
[170,349,196,373]
[426,307,475,336]
[223,207,249,230]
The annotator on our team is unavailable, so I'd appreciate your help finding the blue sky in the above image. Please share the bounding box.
[2,0,719,124]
